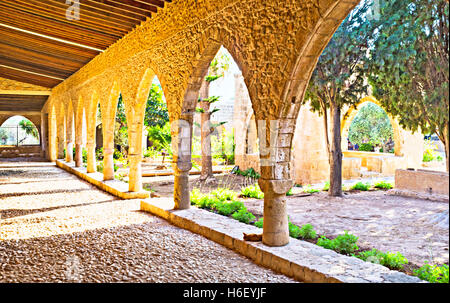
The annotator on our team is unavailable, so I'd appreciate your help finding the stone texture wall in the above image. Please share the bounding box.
[395,169,449,196]
[43,0,359,179]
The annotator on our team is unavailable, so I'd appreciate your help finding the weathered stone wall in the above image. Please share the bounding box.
[395,169,449,196]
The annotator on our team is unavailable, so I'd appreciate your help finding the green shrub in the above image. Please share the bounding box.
[351,182,370,191]
[414,263,449,283]
[211,188,237,202]
[286,188,294,196]
[190,188,202,205]
[96,161,103,173]
[113,149,124,160]
[374,181,393,190]
[303,185,320,194]
[317,231,359,255]
[197,194,220,209]
[254,218,264,228]
[299,224,317,239]
[323,181,330,191]
[317,236,335,250]
[214,201,245,216]
[355,249,408,269]
[359,143,374,152]
[235,168,261,179]
[288,222,301,238]
[232,209,256,224]
[332,232,359,254]
[241,184,264,199]
[382,252,409,270]
[144,147,159,159]
[355,249,384,264]
[82,148,88,163]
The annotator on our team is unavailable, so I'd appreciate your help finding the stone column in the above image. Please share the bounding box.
[173,161,192,209]
[57,125,65,159]
[86,142,96,173]
[258,119,294,247]
[128,154,142,192]
[173,114,194,210]
[259,179,292,246]
[65,140,73,162]
[103,147,115,180]
[75,142,83,167]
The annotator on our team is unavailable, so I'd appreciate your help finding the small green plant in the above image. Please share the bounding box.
[234,168,261,179]
[232,209,256,224]
[288,222,301,238]
[299,224,317,239]
[82,148,88,163]
[286,188,294,196]
[317,236,335,250]
[355,249,408,270]
[323,181,330,191]
[254,217,264,228]
[211,188,237,202]
[241,184,264,199]
[374,181,393,190]
[302,185,320,194]
[190,188,202,205]
[214,200,245,216]
[332,231,359,254]
[359,143,374,152]
[354,249,385,264]
[317,231,359,255]
[143,147,159,159]
[382,252,409,270]
[414,263,449,283]
[351,182,370,191]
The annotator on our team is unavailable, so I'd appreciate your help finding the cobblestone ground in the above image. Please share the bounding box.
[0,159,295,283]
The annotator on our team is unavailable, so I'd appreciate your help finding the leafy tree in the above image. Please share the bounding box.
[144,83,169,128]
[348,102,394,147]
[368,0,449,171]
[196,47,231,183]
[305,2,373,196]
[18,119,39,144]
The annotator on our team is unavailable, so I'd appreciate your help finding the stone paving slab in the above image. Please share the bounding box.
[56,160,149,200]
[141,200,424,283]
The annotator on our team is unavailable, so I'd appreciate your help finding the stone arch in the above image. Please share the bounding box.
[0,115,42,148]
[341,96,403,156]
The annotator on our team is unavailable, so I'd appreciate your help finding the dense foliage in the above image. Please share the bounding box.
[368,0,449,170]
[348,102,394,147]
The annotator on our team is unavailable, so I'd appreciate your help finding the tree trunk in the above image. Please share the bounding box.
[199,79,216,183]
[444,123,449,173]
[329,101,343,197]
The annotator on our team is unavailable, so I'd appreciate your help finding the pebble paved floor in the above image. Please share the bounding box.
[0,159,295,283]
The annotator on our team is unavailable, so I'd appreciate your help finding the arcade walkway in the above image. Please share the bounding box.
[0,159,294,283]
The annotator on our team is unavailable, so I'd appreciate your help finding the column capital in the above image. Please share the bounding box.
[172,161,192,173]
[258,179,293,195]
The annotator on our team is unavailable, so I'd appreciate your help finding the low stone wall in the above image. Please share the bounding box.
[56,160,150,199]
[394,169,449,196]
[0,145,42,158]
[342,157,361,179]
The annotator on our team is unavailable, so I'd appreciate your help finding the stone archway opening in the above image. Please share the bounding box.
[341,96,405,178]
[0,115,41,158]
[142,76,171,169]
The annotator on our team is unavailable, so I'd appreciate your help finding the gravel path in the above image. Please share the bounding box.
[0,159,295,283]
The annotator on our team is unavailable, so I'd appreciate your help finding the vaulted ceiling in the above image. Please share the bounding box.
[0,0,172,113]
